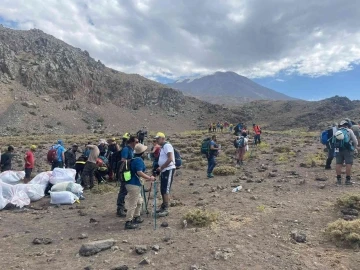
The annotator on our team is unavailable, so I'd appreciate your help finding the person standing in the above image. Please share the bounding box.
[335,120,358,185]
[98,139,108,157]
[116,136,137,217]
[253,124,262,145]
[352,121,360,141]
[124,143,155,229]
[235,132,249,167]
[64,144,79,169]
[1,145,15,172]
[81,144,100,190]
[50,140,66,170]
[155,132,176,217]
[106,138,120,181]
[137,127,147,144]
[325,124,337,170]
[207,135,219,178]
[24,145,36,183]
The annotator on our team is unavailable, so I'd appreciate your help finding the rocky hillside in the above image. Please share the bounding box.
[168,71,295,105]
[0,26,238,135]
[236,96,360,131]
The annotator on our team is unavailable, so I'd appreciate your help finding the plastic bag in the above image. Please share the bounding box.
[0,184,9,210]
[29,171,52,189]
[0,171,26,185]
[15,184,45,202]
[50,191,79,205]
[51,182,83,195]
[0,181,30,208]
[50,168,76,185]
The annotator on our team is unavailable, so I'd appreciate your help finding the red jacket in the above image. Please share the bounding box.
[253,126,261,135]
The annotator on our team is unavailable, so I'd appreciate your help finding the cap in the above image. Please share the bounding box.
[134,143,148,154]
[340,120,349,126]
[57,140,63,146]
[122,132,130,139]
[30,145,37,150]
[155,132,166,139]
[72,143,78,147]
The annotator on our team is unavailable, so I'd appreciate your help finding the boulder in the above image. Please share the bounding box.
[79,239,116,256]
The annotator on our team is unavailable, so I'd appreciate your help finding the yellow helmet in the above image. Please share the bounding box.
[122,132,130,139]
[154,132,165,139]
[30,145,37,150]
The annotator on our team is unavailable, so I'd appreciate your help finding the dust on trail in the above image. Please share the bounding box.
[0,130,360,270]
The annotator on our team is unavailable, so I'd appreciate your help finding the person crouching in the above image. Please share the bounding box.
[125,144,155,230]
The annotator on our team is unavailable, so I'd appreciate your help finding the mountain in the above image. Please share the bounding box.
[0,25,237,135]
[167,71,295,105]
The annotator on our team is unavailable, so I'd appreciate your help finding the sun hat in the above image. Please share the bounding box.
[155,132,166,139]
[134,143,148,154]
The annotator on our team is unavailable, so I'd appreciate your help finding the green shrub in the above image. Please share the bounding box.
[336,194,360,210]
[325,219,360,248]
[213,166,236,176]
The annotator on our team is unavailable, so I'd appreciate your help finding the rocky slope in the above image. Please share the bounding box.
[168,71,295,105]
[0,26,238,135]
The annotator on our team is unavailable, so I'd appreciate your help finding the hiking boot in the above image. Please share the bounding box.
[336,177,342,185]
[157,208,169,217]
[324,166,331,170]
[345,177,353,185]
[133,216,144,224]
[124,221,138,230]
[156,204,166,213]
[117,208,127,217]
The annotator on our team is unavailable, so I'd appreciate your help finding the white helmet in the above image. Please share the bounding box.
[335,130,344,140]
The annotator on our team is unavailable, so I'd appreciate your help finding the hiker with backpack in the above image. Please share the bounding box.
[116,135,138,217]
[155,132,176,217]
[48,140,66,170]
[253,124,262,145]
[121,143,156,229]
[1,145,15,172]
[234,132,249,167]
[207,135,219,178]
[321,124,337,170]
[81,144,100,190]
[334,120,358,185]
[64,144,79,169]
[24,145,37,183]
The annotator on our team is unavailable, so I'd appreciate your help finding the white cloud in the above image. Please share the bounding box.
[0,0,359,80]
[276,79,285,82]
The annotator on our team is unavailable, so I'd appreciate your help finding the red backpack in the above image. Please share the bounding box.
[47,147,58,163]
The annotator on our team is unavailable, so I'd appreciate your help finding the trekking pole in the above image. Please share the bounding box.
[145,182,153,217]
[153,181,157,230]
[142,185,147,214]
[249,138,256,159]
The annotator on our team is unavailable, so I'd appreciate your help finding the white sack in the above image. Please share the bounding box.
[0,171,26,185]
[51,182,83,195]
[50,168,76,185]
[0,184,9,210]
[29,171,52,190]
[0,181,30,208]
[50,191,78,205]
[15,184,45,202]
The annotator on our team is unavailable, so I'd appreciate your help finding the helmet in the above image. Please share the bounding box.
[122,132,130,139]
[30,145,37,150]
[335,130,345,140]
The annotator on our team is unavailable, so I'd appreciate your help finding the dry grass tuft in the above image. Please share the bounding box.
[336,194,360,210]
[183,209,219,227]
[325,219,360,248]
[213,166,236,176]
[90,184,117,194]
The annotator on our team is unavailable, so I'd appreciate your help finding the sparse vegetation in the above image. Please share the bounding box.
[273,145,291,153]
[183,209,219,227]
[325,219,360,248]
[213,166,236,176]
[90,184,117,194]
[336,194,360,210]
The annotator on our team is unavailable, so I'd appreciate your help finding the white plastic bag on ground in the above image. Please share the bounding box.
[0,181,30,208]
[50,191,79,205]
[0,171,26,185]
[50,168,76,185]
[51,182,83,195]
[14,184,45,202]
[29,171,52,190]
[0,184,9,210]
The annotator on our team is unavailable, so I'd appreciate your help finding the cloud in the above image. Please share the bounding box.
[276,79,285,82]
[0,0,359,80]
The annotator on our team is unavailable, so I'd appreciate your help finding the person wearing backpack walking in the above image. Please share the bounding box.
[81,144,100,190]
[123,143,155,229]
[323,124,337,170]
[235,132,249,167]
[155,132,176,217]
[207,135,220,178]
[253,124,261,145]
[49,140,66,170]
[116,135,138,217]
[334,120,359,185]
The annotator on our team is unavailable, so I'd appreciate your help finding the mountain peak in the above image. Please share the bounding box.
[168,71,295,105]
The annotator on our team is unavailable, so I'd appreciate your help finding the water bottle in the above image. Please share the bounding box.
[232,186,242,192]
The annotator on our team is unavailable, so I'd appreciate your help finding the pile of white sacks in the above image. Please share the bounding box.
[0,168,84,210]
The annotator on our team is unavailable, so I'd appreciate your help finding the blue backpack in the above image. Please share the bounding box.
[174,149,182,169]
[320,130,330,145]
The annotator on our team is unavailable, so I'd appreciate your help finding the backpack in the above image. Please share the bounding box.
[332,128,352,150]
[201,138,211,155]
[234,137,245,148]
[117,159,134,182]
[47,147,59,163]
[174,149,182,169]
[320,130,330,145]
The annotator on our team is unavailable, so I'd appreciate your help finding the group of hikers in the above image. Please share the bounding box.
[203,123,262,178]
[208,122,233,133]
[0,127,177,230]
[322,119,360,185]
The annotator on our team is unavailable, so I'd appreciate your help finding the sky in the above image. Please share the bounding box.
[0,0,359,100]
